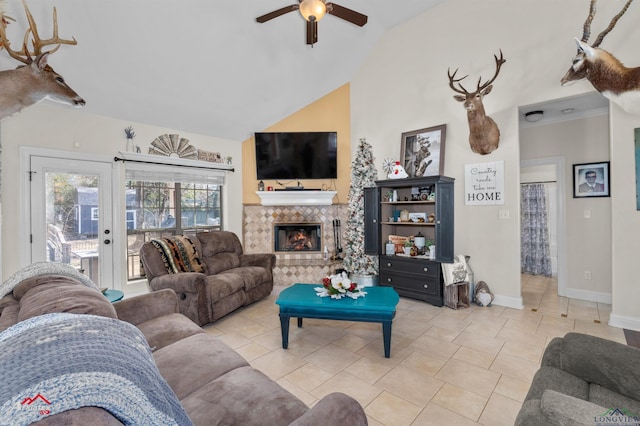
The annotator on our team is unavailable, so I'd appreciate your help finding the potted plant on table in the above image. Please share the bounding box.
[403,239,413,255]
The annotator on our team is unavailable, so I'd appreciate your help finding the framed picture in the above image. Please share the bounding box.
[573,161,610,198]
[400,124,446,177]
[408,212,427,223]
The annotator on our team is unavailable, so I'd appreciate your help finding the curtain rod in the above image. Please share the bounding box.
[114,155,235,173]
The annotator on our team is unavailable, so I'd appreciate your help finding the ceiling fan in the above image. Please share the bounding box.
[256,0,368,46]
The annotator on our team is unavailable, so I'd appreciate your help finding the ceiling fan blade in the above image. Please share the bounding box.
[306,20,318,45]
[256,4,299,23]
[326,3,368,26]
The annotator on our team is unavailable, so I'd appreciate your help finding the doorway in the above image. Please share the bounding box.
[518,92,610,300]
[520,158,566,296]
[29,154,115,288]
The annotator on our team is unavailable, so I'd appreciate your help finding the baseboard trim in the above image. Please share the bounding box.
[493,294,524,310]
[609,314,640,332]
[564,288,612,304]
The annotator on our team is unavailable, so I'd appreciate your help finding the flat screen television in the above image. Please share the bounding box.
[255,131,337,180]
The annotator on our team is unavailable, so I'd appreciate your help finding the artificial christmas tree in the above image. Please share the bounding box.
[343,138,379,281]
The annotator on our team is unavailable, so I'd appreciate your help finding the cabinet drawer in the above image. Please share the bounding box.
[380,256,438,277]
[379,271,441,297]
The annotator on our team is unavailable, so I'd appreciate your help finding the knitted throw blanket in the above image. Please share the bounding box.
[150,236,204,274]
[0,313,192,426]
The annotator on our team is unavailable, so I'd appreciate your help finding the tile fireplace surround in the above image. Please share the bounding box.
[243,204,348,286]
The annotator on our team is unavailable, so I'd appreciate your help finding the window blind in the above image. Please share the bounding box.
[119,154,227,185]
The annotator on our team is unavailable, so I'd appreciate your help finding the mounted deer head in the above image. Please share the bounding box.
[448,50,506,155]
[0,0,84,119]
[562,0,640,114]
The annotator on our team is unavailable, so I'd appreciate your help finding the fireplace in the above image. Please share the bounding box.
[274,223,321,252]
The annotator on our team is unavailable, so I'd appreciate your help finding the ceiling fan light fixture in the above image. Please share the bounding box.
[299,0,326,22]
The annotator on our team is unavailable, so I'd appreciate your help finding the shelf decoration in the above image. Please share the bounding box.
[382,157,395,175]
[315,272,367,300]
[124,126,136,152]
[387,161,408,179]
[149,134,198,159]
[197,149,223,163]
[344,138,379,276]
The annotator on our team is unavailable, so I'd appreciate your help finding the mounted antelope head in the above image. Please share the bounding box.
[562,0,640,114]
[0,0,84,119]
[448,51,506,155]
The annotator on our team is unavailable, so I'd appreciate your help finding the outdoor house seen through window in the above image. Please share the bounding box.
[125,180,222,281]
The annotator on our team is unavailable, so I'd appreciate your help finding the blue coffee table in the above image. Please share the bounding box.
[276,283,400,358]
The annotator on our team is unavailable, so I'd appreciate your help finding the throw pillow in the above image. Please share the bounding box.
[150,236,205,274]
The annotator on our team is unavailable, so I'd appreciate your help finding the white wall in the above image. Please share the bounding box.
[350,0,640,323]
[0,102,243,281]
[609,103,640,330]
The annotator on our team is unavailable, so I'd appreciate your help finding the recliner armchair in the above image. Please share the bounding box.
[140,231,275,326]
[516,332,640,425]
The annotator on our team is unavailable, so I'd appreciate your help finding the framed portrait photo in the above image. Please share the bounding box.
[573,161,610,198]
[400,124,446,178]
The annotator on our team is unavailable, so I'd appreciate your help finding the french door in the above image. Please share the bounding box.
[29,156,114,287]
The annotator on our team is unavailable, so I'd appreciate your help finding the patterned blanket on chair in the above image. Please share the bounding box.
[150,236,205,274]
[0,313,192,425]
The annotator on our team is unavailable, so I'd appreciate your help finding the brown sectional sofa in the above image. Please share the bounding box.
[0,262,368,425]
[140,231,276,326]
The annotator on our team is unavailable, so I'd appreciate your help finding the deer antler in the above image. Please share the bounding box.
[581,0,597,43]
[447,68,470,94]
[0,0,76,65]
[476,50,506,92]
[592,0,634,47]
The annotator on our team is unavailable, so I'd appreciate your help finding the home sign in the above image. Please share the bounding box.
[464,161,505,205]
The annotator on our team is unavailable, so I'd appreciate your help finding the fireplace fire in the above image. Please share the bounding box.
[274,223,321,252]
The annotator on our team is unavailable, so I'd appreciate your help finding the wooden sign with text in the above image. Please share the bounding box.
[464,161,505,205]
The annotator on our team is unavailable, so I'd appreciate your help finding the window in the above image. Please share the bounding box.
[125,180,222,280]
[122,158,226,282]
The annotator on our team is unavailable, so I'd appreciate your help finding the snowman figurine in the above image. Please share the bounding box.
[388,161,408,179]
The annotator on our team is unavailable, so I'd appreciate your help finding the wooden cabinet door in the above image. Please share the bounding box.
[435,181,454,263]
[364,187,380,255]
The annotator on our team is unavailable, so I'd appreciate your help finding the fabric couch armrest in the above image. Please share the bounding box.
[148,272,209,326]
[288,393,367,426]
[539,390,607,426]
[240,253,276,270]
[546,332,640,401]
[114,288,178,325]
[540,336,564,368]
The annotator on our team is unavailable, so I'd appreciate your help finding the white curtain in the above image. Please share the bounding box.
[520,183,552,276]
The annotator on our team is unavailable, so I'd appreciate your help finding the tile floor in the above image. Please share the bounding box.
[203,274,626,425]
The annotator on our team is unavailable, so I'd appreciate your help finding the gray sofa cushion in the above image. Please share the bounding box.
[589,383,640,416]
[197,231,242,274]
[221,266,272,291]
[153,333,250,400]
[206,273,245,300]
[180,366,309,426]
[136,312,204,351]
[524,366,589,401]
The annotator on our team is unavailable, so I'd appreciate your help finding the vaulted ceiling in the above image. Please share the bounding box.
[0,0,445,141]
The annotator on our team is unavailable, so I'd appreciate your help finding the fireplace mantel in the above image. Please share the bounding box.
[256,190,337,206]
